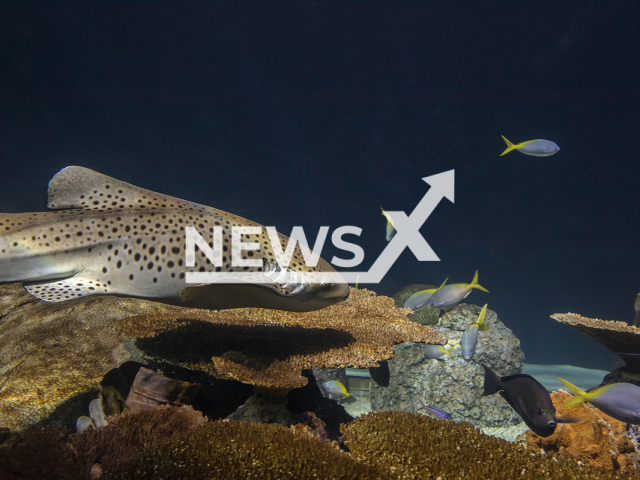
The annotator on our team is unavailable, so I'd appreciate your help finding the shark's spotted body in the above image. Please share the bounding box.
[0,167,349,311]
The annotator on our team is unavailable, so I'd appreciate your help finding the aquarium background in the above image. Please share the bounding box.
[1,1,638,370]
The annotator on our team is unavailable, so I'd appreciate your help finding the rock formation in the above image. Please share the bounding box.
[370,302,525,429]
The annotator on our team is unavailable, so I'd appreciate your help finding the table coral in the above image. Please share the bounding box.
[552,312,640,369]
[527,390,637,474]
[0,283,442,431]
[120,287,445,389]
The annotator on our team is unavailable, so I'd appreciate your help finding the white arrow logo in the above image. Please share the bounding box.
[185,169,454,285]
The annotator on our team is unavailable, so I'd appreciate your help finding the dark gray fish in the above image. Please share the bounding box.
[369,360,390,387]
[481,365,576,437]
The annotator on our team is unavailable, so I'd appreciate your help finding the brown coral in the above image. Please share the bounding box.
[527,390,637,474]
[2,406,634,479]
[98,417,379,480]
[0,426,83,480]
[0,282,198,431]
[71,404,207,475]
[0,282,442,431]
[552,312,640,369]
[342,410,632,479]
[121,287,445,389]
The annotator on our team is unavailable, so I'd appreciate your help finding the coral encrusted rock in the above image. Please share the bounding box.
[527,390,637,474]
[370,303,525,429]
[392,283,441,325]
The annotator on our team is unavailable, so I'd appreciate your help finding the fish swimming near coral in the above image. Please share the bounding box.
[558,378,640,425]
[0,166,350,311]
[423,344,453,360]
[323,380,351,400]
[482,365,577,437]
[403,278,448,311]
[500,136,560,157]
[460,304,488,361]
[427,270,489,309]
[417,398,452,420]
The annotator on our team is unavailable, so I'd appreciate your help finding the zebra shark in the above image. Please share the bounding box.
[0,166,349,311]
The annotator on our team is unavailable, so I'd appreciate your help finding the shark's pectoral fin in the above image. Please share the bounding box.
[25,276,111,302]
[47,166,204,212]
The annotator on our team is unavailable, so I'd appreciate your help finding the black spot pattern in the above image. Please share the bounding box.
[1,167,330,302]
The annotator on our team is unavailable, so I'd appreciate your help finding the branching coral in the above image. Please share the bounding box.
[342,411,633,479]
[121,287,445,389]
[99,420,380,480]
[2,406,633,479]
[72,404,207,475]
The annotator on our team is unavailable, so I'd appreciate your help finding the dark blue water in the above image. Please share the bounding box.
[1,1,639,370]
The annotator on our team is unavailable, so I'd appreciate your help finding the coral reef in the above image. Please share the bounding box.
[552,312,640,370]
[0,282,193,431]
[392,283,441,325]
[2,405,633,479]
[0,282,442,431]
[0,425,83,480]
[121,287,446,389]
[72,404,207,475]
[99,418,376,480]
[371,303,525,429]
[527,390,637,474]
[342,410,630,478]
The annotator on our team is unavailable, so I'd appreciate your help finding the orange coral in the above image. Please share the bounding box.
[527,390,637,474]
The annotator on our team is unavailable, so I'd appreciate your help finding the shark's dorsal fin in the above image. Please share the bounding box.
[47,166,205,213]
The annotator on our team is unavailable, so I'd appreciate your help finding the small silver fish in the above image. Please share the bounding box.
[417,397,452,420]
[428,270,489,309]
[424,345,453,360]
[323,380,351,400]
[500,136,560,157]
[380,207,396,242]
[460,304,488,361]
[403,278,448,310]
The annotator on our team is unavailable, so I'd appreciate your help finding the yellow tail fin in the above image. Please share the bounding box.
[558,378,588,408]
[500,135,516,156]
[469,270,490,293]
[476,304,488,332]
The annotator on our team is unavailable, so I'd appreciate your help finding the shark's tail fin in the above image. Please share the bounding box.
[500,135,517,156]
